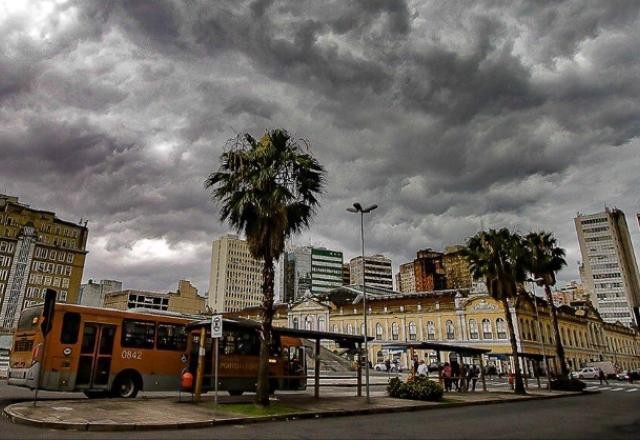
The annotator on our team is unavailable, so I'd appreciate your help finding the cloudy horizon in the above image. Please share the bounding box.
[1,0,639,295]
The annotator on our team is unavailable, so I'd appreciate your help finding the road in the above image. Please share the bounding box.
[1,379,639,439]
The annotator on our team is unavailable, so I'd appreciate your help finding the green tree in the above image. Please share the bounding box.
[205,129,325,405]
[523,231,569,379]
[464,228,527,394]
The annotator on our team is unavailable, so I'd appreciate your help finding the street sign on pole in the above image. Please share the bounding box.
[211,314,223,338]
[210,314,222,411]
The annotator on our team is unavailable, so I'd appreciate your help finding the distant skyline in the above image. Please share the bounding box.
[1,1,639,293]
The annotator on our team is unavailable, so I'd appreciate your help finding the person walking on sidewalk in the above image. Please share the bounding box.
[469,364,479,392]
[443,362,452,392]
[598,368,608,385]
[417,360,428,377]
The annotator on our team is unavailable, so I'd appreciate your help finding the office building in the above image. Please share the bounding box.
[443,245,473,290]
[104,280,205,315]
[79,279,122,307]
[414,248,447,292]
[350,254,393,290]
[342,263,351,286]
[208,235,263,313]
[396,261,416,293]
[575,208,640,326]
[0,194,88,330]
[280,246,343,300]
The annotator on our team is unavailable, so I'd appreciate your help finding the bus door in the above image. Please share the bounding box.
[76,323,116,389]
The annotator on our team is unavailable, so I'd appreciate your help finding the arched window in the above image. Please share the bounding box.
[292,317,299,329]
[392,322,399,340]
[375,323,383,340]
[482,319,493,339]
[305,316,314,330]
[427,321,436,340]
[496,318,507,339]
[446,320,455,340]
[347,323,353,335]
[468,319,479,339]
[408,321,417,341]
[318,316,326,332]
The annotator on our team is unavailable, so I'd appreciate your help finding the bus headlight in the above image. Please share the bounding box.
[268,358,277,364]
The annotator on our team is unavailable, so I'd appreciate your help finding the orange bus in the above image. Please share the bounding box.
[8,303,197,398]
[186,319,307,395]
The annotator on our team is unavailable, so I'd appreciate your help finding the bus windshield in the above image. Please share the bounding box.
[17,306,43,332]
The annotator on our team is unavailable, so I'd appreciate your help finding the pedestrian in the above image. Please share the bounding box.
[443,362,452,392]
[469,365,479,391]
[459,364,468,392]
[413,356,419,376]
[385,358,391,372]
[598,368,608,385]
[451,361,460,391]
[417,360,428,377]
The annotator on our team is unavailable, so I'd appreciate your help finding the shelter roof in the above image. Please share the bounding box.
[382,341,491,355]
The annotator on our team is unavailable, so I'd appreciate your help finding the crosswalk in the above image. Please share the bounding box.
[585,385,640,393]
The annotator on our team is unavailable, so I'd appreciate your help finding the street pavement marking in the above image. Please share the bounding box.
[585,386,600,390]
[599,387,611,390]
[611,388,624,392]
[625,388,638,393]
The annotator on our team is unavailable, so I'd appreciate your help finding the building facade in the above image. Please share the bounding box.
[235,288,640,375]
[79,279,123,307]
[208,235,263,313]
[396,261,416,293]
[349,255,393,291]
[443,245,473,289]
[104,280,205,315]
[0,194,88,330]
[278,246,344,302]
[575,209,640,326]
[342,263,351,286]
[414,249,447,292]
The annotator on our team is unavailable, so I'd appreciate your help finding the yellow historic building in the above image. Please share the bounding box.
[232,286,640,374]
[0,194,88,330]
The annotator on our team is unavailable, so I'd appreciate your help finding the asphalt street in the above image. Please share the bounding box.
[1,380,639,439]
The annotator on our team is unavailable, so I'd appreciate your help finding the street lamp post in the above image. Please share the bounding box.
[347,202,377,404]
[528,277,550,389]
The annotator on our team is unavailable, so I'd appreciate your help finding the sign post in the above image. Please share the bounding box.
[34,289,56,406]
[211,314,222,411]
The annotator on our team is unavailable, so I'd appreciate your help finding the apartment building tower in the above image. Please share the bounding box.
[396,261,416,293]
[79,279,123,308]
[414,249,447,292]
[278,246,344,301]
[208,235,263,313]
[350,254,393,291]
[0,194,88,330]
[443,245,473,290]
[575,208,640,326]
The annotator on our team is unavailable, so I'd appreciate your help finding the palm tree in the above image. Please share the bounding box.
[465,228,527,394]
[205,129,325,405]
[524,231,569,379]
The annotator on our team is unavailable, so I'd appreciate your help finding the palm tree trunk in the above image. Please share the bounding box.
[544,284,569,379]
[502,298,526,394]
[256,254,275,406]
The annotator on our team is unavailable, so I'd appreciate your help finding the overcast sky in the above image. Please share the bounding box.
[2,0,639,295]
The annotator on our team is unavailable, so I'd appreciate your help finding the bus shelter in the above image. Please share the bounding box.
[383,342,492,391]
[186,318,373,399]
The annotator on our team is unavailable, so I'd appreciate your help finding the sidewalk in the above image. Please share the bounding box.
[4,389,584,431]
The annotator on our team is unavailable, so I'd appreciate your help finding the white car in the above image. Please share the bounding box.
[572,367,599,379]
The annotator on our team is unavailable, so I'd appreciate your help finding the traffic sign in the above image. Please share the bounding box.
[211,314,223,338]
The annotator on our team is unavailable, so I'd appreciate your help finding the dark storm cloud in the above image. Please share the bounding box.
[2,0,639,291]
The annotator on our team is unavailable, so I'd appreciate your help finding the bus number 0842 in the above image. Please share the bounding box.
[121,350,142,360]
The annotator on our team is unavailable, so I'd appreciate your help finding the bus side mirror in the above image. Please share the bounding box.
[41,289,57,336]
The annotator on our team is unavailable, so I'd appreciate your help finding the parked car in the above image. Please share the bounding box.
[571,367,599,379]
[374,362,388,371]
[616,370,640,381]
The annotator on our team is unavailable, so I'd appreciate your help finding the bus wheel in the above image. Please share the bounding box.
[111,372,140,398]
[228,390,243,396]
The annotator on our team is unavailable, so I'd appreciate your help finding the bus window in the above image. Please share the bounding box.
[157,323,187,351]
[81,325,97,354]
[60,312,81,344]
[122,319,155,349]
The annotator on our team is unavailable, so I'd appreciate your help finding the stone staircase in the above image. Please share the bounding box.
[301,339,354,372]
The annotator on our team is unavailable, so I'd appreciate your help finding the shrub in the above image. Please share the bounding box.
[387,376,443,401]
[549,378,586,392]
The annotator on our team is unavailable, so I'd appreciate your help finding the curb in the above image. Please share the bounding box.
[3,392,587,431]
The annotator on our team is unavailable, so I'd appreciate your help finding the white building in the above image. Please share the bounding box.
[207,235,264,313]
[349,254,393,291]
[575,208,640,326]
[79,279,122,307]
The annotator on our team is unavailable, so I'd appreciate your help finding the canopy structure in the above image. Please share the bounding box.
[187,317,373,398]
[382,341,491,356]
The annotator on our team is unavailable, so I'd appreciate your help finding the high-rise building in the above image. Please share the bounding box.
[396,261,416,292]
[0,194,88,330]
[79,279,123,307]
[208,235,264,313]
[350,254,393,290]
[414,248,447,292]
[279,246,343,301]
[443,245,473,290]
[342,263,351,286]
[575,208,640,326]
[104,280,205,315]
